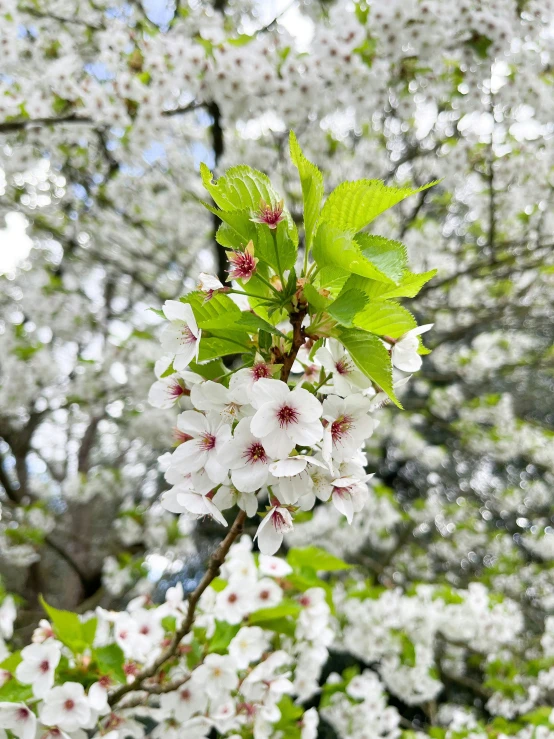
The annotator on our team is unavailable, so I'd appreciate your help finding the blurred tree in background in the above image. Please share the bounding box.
[0,1,553,737]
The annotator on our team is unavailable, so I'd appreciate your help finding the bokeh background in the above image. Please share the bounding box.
[0,0,553,732]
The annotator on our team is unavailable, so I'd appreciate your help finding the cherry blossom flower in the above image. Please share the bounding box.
[0,703,36,739]
[315,340,373,397]
[259,554,293,578]
[15,642,61,698]
[190,380,249,423]
[159,681,208,722]
[225,240,258,282]
[161,485,228,527]
[254,505,294,555]
[250,379,323,458]
[40,682,92,732]
[192,654,239,699]
[160,300,201,372]
[197,272,227,301]
[220,417,274,492]
[321,394,379,464]
[250,199,285,229]
[390,324,434,373]
[212,483,259,518]
[228,626,269,669]
[170,411,231,484]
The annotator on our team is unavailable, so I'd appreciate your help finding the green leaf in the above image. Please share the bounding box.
[94,644,126,683]
[353,301,416,338]
[336,327,400,408]
[313,223,398,284]
[249,601,301,624]
[342,269,437,300]
[320,179,437,233]
[188,359,226,380]
[355,234,407,284]
[81,617,97,647]
[289,131,324,251]
[180,291,240,328]
[236,312,287,339]
[201,163,282,214]
[256,219,297,275]
[303,283,331,313]
[287,546,352,571]
[208,621,240,654]
[327,289,368,327]
[39,595,92,653]
[0,677,34,702]
[317,265,351,295]
[0,652,22,672]
[198,336,251,361]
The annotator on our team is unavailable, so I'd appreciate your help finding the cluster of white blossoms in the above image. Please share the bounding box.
[149,298,429,556]
[0,535,335,739]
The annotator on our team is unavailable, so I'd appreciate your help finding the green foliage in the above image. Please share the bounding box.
[287,546,351,572]
[336,327,400,407]
[40,596,97,654]
[94,644,126,683]
[320,178,437,233]
[289,131,324,251]
[209,621,240,654]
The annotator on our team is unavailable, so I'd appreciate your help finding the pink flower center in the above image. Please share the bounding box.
[252,362,272,380]
[199,433,217,451]
[180,689,191,701]
[227,593,238,604]
[64,699,75,712]
[334,358,352,376]
[253,199,285,229]
[39,659,50,673]
[169,381,185,398]
[271,509,289,532]
[139,625,150,635]
[244,441,267,465]
[180,326,197,346]
[227,251,257,280]
[17,707,30,721]
[276,404,299,428]
[331,414,354,442]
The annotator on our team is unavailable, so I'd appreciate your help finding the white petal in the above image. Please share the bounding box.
[249,378,290,408]
[268,458,308,477]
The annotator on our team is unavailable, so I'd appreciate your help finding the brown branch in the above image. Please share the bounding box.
[108,508,247,706]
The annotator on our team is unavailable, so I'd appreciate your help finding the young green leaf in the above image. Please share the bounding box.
[320,178,438,233]
[355,234,407,284]
[336,327,401,407]
[327,288,368,327]
[287,546,352,571]
[353,301,417,338]
[313,222,397,283]
[289,131,324,251]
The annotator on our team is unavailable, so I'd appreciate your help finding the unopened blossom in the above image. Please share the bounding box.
[0,702,36,739]
[220,417,274,492]
[390,324,434,373]
[250,379,323,458]
[40,682,92,732]
[226,240,258,282]
[170,411,231,484]
[32,618,55,643]
[160,300,201,372]
[15,642,61,698]
[315,340,373,397]
[250,199,285,229]
[255,505,294,555]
